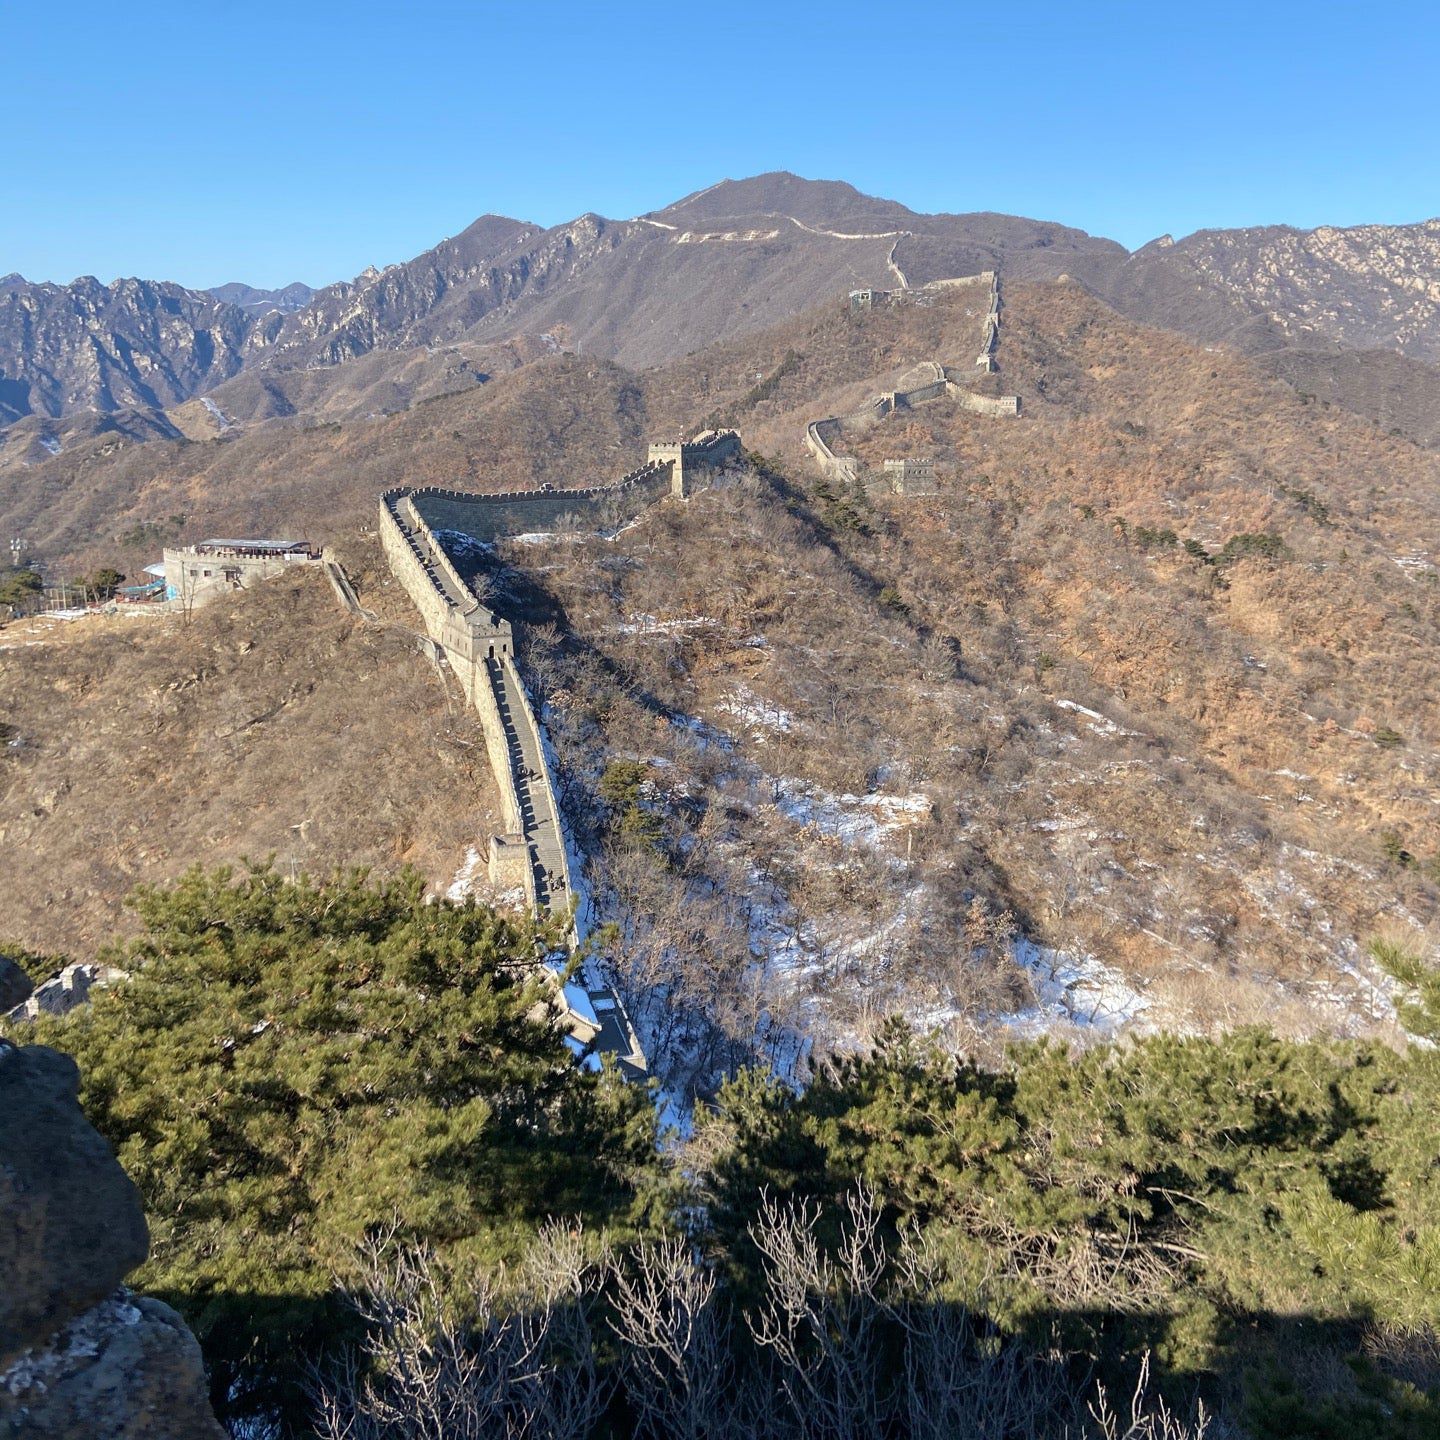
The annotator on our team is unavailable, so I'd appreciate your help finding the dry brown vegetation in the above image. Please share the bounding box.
[0,560,504,958]
[3,278,1437,1064]
[483,283,1440,1072]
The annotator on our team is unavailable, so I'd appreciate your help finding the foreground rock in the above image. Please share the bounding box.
[1,1295,223,1440]
[0,1040,224,1438]
[0,956,31,1012]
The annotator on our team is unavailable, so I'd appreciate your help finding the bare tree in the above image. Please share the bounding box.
[314,1225,608,1440]
[606,1238,741,1440]
[892,1227,1076,1440]
[744,1187,892,1440]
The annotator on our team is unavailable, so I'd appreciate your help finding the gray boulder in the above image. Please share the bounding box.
[0,1043,149,1364]
[0,956,32,1013]
[0,1293,224,1439]
[0,1040,225,1436]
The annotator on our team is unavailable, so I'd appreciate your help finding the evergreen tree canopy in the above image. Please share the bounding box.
[23,864,666,1419]
[703,1019,1440,1379]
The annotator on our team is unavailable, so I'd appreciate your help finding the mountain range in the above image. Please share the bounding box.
[6,173,1440,448]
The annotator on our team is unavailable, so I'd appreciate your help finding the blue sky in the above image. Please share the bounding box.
[6,0,1438,289]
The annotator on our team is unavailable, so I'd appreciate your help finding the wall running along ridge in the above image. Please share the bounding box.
[378,429,742,1074]
[811,274,1020,489]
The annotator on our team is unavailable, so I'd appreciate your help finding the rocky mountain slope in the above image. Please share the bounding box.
[7,176,1440,451]
[1106,219,1440,361]
[0,276,250,425]
[206,279,313,316]
[4,278,1436,1093]
[0,175,1123,427]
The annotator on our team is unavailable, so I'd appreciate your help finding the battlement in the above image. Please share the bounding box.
[809,274,1020,492]
[849,271,996,312]
[647,427,741,497]
[376,429,745,1079]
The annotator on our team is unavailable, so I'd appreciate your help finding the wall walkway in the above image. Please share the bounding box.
[810,273,1020,488]
[378,431,740,1075]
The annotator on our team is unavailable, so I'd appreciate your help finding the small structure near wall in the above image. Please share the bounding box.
[161,538,322,608]
[879,457,938,495]
[488,832,532,891]
[5,963,126,1024]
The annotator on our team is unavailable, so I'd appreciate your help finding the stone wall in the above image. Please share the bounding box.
[377,432,740,1075]
[881,457,938,495]
[161,545,322,609]
[378,494,461,639]
[808,274,1021,490]
[849,271,995,312]
[5,964,124,1024]
[407,459,678,544]
[976,270,1001,371]
[804,418,859,483]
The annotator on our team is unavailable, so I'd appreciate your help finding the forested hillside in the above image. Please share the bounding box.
[9,867,1440,1437]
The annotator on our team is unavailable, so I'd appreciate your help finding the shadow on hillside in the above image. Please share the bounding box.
[154,1273,1430,1439]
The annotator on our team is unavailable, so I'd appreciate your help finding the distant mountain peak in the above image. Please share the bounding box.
[654,172,916,229]
[207,281,315,317]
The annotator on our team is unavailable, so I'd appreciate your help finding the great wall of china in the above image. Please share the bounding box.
[5,274,1016,1062]
[374,271,1013,1073]
[805,272,1020,491]
[378,430,742,1074]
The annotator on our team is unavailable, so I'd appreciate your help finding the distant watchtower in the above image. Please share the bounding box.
[648,429,741,499]
[647,440,688,497]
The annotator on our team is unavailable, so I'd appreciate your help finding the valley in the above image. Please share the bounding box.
[5,253,1436,1112]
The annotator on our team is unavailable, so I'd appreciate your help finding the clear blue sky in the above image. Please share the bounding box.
[6,0,1438,289]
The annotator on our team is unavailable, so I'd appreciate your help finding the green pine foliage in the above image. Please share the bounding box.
[18,870,1440,1435]
[598,758,665,849]
[22,863,667,1420]
[0,566,43,607]
[701,1018,1440,1421]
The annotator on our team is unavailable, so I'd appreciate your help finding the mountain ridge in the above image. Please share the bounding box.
[7,173,1440,448]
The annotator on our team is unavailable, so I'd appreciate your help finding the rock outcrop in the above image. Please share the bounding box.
[0,956,31,1012]
[0,1040,224,1438]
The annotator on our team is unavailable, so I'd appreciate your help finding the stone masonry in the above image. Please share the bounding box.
[378,430,741,1074]
[810,273,1019,492]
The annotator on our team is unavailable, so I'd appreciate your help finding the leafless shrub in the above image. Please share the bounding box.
[744,1186,893,1440]
[892,1227,1077,1440]
[313,1224,607,1440]
[605,1238,741,1440]
[315,1193,1221,1440]
[1089,1355,1210,1440]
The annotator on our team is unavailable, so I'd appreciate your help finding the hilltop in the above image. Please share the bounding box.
[0,563,504,957]
[9,174,1440,456]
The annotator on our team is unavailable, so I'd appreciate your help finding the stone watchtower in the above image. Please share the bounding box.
[647,441,688,497]
[647,431,741,499]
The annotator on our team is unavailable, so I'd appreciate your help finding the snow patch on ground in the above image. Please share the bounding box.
[1053,698,1139,738]
[773,780,930,847]
[1006,938,1151,1034]
[719,687,794,735]
[435,529,495,559]
[446,846,484,902]
[1302,955,1400,1034]
[615,613,717,636]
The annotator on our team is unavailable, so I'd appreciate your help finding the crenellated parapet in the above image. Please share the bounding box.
[810,274,1020,493]
[377,430,743,1076]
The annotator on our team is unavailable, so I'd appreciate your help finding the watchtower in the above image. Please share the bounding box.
[647,440,688,497]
